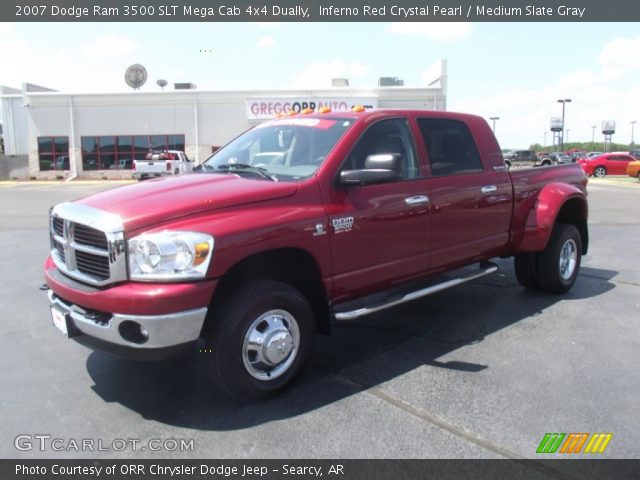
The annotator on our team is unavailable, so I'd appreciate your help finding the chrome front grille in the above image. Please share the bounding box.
[49,203,127,287]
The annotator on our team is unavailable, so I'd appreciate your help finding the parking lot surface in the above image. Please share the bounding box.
[1,179,638,460]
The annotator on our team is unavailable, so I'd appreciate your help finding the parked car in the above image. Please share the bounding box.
[50,156,70,170]
[504,150,553,168]
[579,152,637,177]
[586,151,603,158]
[133,150,193,180]
[627,160,640,179]
[628,149,640,160]
[552,152,573,164]
[45,109,589,399]
[108,159,134,170]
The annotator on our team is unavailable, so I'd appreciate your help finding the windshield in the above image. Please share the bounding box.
[201,117,354,181]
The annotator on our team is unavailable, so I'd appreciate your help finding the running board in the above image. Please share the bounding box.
[333,262,498,321]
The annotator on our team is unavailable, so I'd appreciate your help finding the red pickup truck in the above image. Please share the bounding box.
[45,110,588,399]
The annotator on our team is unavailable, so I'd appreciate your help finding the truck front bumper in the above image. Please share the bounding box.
[48,290,208,359]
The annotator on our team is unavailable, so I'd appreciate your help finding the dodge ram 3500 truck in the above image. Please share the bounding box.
[45,110,589,399]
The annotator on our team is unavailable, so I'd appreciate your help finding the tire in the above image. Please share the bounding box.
[174,168,179,175]
[207,280,315,400]
[504,161,511,169]
[542,160,551,166]
[514,253,540,290]
[536,223,582,294]
[593,166,607,177]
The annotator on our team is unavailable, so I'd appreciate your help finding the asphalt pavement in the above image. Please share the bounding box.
[0,178,638,463]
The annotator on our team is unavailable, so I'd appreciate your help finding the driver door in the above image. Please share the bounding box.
[327,118,431,302]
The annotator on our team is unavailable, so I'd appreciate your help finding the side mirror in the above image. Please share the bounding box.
[340,153,402,187]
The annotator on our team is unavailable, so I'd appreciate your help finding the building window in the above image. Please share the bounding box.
[81,134,185,170]
[38,136,69,171]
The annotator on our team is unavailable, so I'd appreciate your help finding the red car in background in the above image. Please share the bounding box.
[578,152,637,177]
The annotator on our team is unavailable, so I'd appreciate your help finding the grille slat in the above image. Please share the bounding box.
[75,250,110,279]
[74,224,109,250]
[54,241,65,262]
[53,217,64,236]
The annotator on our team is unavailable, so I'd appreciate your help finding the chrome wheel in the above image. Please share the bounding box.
[242,309,300,381]
[594,167,606,177]
[559,238,578,281]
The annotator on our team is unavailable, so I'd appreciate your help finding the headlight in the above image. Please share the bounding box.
[128,231,214,281]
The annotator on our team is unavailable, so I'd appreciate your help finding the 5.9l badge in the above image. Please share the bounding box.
[331,216,354,233]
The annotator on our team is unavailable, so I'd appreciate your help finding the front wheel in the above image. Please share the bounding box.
[593,166,607,177]
[207,280,315,399]
[536,223,582,294]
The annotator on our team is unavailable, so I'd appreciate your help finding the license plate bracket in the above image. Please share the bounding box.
[50,306,70,337]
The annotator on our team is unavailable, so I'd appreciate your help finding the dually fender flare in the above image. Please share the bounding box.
[515,182,588,253]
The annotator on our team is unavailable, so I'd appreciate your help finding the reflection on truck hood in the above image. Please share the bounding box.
[77,173,299,232]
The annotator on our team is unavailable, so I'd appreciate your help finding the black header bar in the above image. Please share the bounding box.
[3,0,640,22]
[3,459,640,480]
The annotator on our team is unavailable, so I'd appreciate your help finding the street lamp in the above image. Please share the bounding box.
[631,121,637,148]
[566,129,570,145]
[489,116,500,133]
[544,131,547,146]
[591,125,596,144]
[557,98,572,151]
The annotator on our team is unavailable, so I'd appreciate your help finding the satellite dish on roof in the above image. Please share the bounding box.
[125,64,147,90]
[156,79,168,90]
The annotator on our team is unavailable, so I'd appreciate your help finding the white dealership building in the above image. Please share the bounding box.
[0,62,447,179]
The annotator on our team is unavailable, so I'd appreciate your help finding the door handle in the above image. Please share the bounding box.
[481,185,497,194]
[405,195,429,206]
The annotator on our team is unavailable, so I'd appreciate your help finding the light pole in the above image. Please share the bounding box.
[490,116,500,133]
[557,98,572,151]
[591,125,596,144]
[544,131,547,147]
[566,129,570,145]
[631,121,637,148]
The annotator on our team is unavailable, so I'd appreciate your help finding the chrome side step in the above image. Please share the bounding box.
[333,262,498,321]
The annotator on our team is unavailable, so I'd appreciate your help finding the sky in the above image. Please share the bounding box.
[1,21,639,149]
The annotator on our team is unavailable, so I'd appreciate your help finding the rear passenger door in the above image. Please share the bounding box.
[416,117,511,270]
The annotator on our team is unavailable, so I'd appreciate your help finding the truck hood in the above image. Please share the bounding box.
[77,174,299,232]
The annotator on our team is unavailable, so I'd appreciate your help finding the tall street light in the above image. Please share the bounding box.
[591,125,596,144]
[490,116,500,133]
[566,129,570,145]
[557,98,572,151]
[631,121,637,148]
[544,131,547,146]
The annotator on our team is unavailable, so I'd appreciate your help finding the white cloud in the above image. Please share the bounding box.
[0,23,17,36]
[257,35,275,49]
[82,33,137,58]
[387,22,472,41]
[290,59,370,88]
[598,37,640,80]
[348,63,370,77]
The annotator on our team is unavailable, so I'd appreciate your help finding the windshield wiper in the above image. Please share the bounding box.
[215,163,277,181]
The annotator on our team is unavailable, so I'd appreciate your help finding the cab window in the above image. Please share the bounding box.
[343,118,421,180]
[417,118,484,176]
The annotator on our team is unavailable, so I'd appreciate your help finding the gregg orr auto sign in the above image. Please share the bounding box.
[246,97,378,119]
